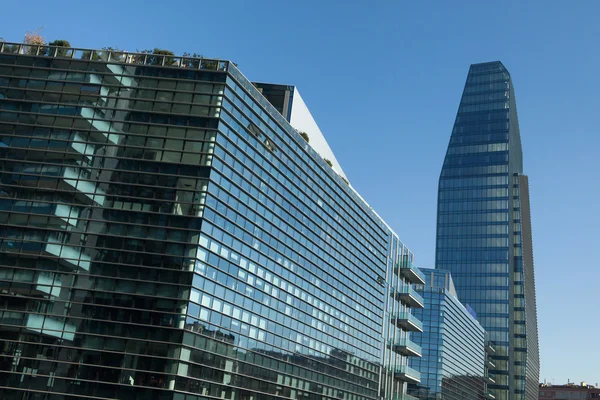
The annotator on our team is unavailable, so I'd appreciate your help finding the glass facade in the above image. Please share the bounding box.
[408,269,486,400]
[0,43,422,400]
[435,61,539,400]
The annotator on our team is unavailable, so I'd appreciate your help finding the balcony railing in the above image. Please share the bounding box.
[391,312,423,332]
[393,365,421,384]
[391,285,425,308]
[485,390,496,399]
[485,373,496,383]
[0,42,229,72]
[395,256,426,285]
[390,338,422,357]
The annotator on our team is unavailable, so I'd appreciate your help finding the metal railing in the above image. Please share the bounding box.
[0,42,229,72]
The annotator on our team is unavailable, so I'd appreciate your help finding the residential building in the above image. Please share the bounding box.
[0,42,422,400]
[435,61,539,400]
[408,268,491,400]
[538,383,600,399]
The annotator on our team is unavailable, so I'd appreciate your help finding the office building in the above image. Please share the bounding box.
[435,61,539,400]
[408,268,492,400]
[0,42,422,399]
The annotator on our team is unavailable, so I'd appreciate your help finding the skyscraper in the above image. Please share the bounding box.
[0,42,421,399]
[435,61,539,400]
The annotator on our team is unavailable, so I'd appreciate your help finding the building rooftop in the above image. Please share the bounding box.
[0,41,229,71]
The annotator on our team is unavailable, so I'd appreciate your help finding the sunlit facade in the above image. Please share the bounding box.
[0,42,422,400]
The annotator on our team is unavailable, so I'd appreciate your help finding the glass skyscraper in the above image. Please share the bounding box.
[0,42,422,400]
[408,269,487,400]
[435,61,539,400]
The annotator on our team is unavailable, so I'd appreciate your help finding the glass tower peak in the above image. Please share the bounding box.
[435,61,539,400]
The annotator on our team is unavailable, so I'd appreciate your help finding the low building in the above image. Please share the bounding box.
[539,383,600,399]
[408,269,491,400]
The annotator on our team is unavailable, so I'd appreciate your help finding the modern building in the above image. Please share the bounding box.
[0,42,422,400]
[435,61,539,400]
[538,383,600,399]
[408,268,491,400]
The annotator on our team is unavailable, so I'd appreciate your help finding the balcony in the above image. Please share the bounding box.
[485,373,496,383]
[393,365,421,384]
[484,390,496,399]
[390,338,422,357]
[395,256,426,285]
[485,341,496,353]
[391,285,424,308]
[487,358,496,368]
[391,312,423,332]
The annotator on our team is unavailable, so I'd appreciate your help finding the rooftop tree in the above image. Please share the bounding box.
[48,39,71,57]
[24,28,45,55]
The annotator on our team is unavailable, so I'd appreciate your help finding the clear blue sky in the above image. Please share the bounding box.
[2,0,598,386]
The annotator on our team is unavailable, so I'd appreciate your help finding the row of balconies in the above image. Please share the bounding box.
[390,258,424,390]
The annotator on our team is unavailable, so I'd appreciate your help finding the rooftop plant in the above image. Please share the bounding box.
[1,35,228,68]
[24,27,45,55]
[299,131,309,143]
[48,39,71,57]
[182,52,217,69]
[324,158,333,167]
[141,48,175,66]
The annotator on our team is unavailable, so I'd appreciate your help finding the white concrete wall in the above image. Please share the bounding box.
[289,89,348,180]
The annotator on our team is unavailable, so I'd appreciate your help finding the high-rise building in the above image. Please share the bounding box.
[0,42,422,400]
[408,268,490,400]
[435,61,539,400]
